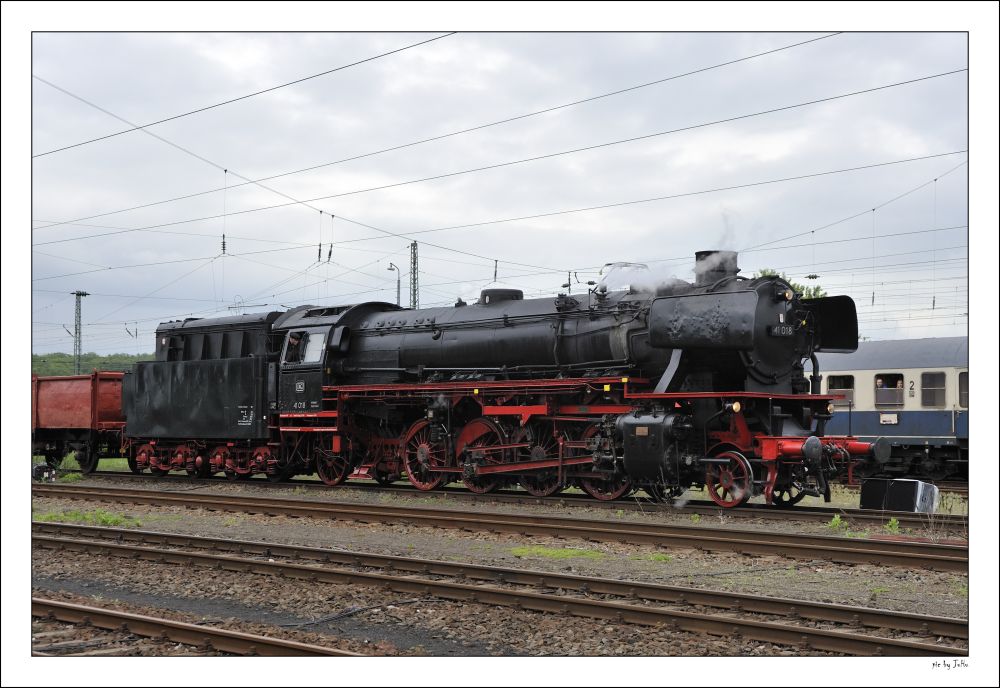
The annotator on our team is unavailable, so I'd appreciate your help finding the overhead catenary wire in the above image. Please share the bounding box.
[29,75,567,277]
[31,33,456,158]
[34,151,968,337]
[742,159,968,253]
[32,33,844,233]
[32,222,967,302]
[33,68,571,297]
[30,69,963,284]
[93,255,222,323]
[32,150,967,252]
[32,69,968,245]
[34,74,543,277]
[31,244,967,307]
[32,244,313,282]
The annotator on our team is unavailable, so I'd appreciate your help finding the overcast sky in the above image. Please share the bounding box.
[6,5,1000,686]
[25,30,975,354]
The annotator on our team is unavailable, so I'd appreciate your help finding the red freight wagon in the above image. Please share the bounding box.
[31,371,126,472]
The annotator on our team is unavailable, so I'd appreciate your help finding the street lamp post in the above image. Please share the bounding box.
[387,263,400,307]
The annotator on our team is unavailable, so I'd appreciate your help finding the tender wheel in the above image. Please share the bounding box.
[196,455,213,478]
[134,444,156,474]
[171,445,197,478]
[208,446,231,479]
[402,420,450,491]
[706,451,753,508]
[455,418,507,494]
[315,449,351,486]
[513,423,564,497]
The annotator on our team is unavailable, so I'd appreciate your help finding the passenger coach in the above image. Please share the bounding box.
[817,336,968,481]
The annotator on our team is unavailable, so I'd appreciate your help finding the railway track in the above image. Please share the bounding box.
[31,597,359,656]
[79,468,972,495]
[32,522,967,657]
[31,614,223,657]
[841,481,968,496]
[70,470,970,531]
[32,483,969,572]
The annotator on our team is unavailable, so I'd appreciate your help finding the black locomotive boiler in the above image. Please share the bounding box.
[121,250,887,507]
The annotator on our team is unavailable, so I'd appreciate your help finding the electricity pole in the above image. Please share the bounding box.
[409,242,419,309]
[72,290,89,374]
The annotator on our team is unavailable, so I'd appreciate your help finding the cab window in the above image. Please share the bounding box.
[301,331,326,363]
[921,372,946,408]
[874,373,904,406]
[959,372,968,408]
[284,330,327,365]
[827,375,854,406]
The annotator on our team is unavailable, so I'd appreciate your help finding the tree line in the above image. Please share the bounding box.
[31,352,153,376]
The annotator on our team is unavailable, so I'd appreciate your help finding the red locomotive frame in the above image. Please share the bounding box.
[37,371,878,508]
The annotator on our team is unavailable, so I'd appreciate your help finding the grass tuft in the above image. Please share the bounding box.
[630,552,673,563]
[827,513,869,538]
[34,508,142,528]
[869,585,890,601]
[510,546,605,560]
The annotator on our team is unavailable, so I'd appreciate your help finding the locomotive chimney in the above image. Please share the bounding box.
[694,250,739,286]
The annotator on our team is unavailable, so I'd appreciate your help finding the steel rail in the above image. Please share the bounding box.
[75,470,970,529]
[31,598,360,656]
[33,521,969,640]
[32,484,968,571]
[80,468,972,495]
[31,532,966,657]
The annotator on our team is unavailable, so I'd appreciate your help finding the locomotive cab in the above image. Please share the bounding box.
[278,327,329,413]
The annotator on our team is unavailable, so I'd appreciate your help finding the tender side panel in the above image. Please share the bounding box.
[125,358,267,439]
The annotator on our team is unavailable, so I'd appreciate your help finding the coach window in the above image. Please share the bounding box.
[827,375,854,406]
[958,372,968,408]
[921,372,947,408]
[874,373,904,406]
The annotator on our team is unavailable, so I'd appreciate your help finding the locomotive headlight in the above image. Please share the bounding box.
[827,403,835,414]
[727,401,742,414]
[771,286,795,302]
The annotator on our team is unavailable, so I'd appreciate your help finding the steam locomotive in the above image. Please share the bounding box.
[34,250,888,507]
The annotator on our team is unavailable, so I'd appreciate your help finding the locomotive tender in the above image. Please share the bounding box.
[110,249,887,507]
